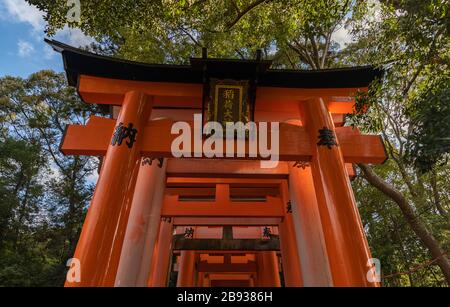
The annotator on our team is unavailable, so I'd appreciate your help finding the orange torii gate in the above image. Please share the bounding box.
[47,39,386,287]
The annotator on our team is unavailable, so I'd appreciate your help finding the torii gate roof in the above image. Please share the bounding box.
[45,39,383,91]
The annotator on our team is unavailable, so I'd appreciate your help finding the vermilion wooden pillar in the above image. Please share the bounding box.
[197,272,204,287]
[65,91,153,287]
[256,252,281,287]
[278,181,303,286]
[289,165,333,286]
[176,251,196,287]
[148,219,174,287]
[115,158,167,286]
[203,274,210,287]
[249,276,255,287]
[267,252,281,287]
[302,97,378,287]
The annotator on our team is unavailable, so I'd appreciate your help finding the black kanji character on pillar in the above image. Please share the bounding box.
[161,217,172,223]
[111,122,138,148]
[286,201,292,213]
[263,226,272,239]
[317,127,338,149]
[142,157,164,168]
[184,227,194,239]
[293,161,309,169]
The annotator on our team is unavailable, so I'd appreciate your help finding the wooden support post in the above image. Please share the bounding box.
[115,158,167,286]
[302,97,378,287]
[177,251,196,287]
[289,164,333,286]
[249,276,255,287]
[278,181,303,286]
[148,219,174,287]
[197,272,204,287]
[267,252,281,287]
[65,91,152,287]
[203,274,210,287]
[256,252,281,287]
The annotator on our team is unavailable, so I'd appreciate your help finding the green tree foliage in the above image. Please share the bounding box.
[346,0,450,285]
[406,74,450,173]
[28,0,353,67]
[0,138,48,286]
[0,71,103,286]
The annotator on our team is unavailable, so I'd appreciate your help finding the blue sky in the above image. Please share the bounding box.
[0,0,93,78]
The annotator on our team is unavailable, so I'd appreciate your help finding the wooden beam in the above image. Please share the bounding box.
[256,87,365,101]
[78,74,366,106]
[166,159,357,179]
[332,114,345,126]
[167,160,290,178]
[172,235,280,251]
[197,261,258,272]
[209,273,253,281]
[172,217,282,226]
[162,179,285,218]
[79,75,202,105]
[166,177,284,185]
[60,116,387,164]
[166,187,279,197]
[161,195,285,218]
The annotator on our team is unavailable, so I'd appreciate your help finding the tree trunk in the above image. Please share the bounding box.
[358,163,450,286]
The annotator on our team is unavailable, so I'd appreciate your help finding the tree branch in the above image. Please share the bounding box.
[226,0,271,29]
[321,30,333,68]
[179,27,203,48]
[358,163,450,285]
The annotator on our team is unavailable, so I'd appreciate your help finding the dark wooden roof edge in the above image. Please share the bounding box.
[46,39,384,89]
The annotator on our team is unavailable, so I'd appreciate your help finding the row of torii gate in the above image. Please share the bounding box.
[48,39,387,287]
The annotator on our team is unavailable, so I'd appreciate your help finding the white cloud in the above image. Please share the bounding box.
[331,0,383,49]
[55,26,95,47]
[1,0,45,32]
[332,24,353,48]
[43,44,56,59]
[87,171,99,185]
[17,39,34,57]
[1,0,95,56]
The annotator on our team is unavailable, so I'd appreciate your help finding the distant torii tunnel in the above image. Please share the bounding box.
[48,39,386,287]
